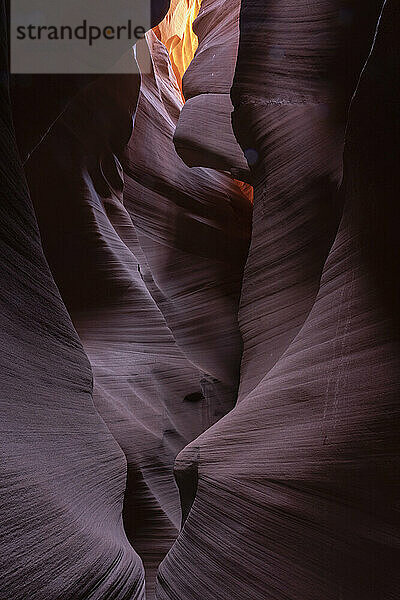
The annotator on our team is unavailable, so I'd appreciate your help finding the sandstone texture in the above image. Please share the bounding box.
[1,1,399,599]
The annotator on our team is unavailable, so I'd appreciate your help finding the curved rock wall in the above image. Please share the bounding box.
[157,1,400,598]
[154,0,202,93]
[14,21,251,600]
[0,5,146,599]
[174,0,250,179]
[1,0,399,599]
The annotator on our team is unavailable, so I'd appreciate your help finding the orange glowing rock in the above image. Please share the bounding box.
[154,0,253,206]
[154,0,202,94]
[234,180,254,204]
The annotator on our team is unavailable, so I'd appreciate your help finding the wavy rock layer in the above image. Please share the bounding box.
[154,0,202,93]
[0,5,146,600]
[16,25,251,600]
[174,0,250,180]
[2,0,399,598]
[157,1,400,599]
[123,33,251,389]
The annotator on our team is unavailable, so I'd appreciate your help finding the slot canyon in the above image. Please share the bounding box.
[0,0,399,599]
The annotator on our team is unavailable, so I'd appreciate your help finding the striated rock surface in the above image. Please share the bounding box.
[173,0,250,179]
[2,0,399,598]
[154,0,202,93]
[0,5,146,600]
[227,0,392,402]
[232,0,353,400]
[157,0,400,598]
[123,32,251,389]
[15,21,251,600]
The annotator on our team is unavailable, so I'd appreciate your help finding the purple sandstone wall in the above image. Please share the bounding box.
[1,0,399,598]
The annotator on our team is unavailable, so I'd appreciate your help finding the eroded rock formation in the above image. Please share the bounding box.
[158,1,400,599]
[1,0,399,599]
[0,7,145,600]
[173,0,250,181]
[8,8,251,598]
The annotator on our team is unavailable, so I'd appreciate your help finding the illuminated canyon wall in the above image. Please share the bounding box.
[0,1,399,599]
[154,0,202,92]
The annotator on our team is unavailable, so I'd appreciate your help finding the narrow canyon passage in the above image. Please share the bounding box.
[9,1,253,596]
[1,1,399,599]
